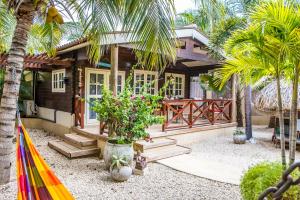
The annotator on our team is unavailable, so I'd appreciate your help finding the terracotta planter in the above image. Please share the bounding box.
[233,134,247,144]
[110,166,132,182]
[103,141,134,169]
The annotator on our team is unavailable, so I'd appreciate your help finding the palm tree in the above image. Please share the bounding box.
[251,0,300,165]
[0,0,176,185]
[193,0,259,138]
[217,0,300,166]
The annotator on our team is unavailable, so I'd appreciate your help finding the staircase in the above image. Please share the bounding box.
[48,132,100,158]
[134,138,191,162]
[49,126,191,161]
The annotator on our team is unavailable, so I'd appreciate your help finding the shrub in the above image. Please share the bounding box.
[91,76,163,144]
[240,162,300,200]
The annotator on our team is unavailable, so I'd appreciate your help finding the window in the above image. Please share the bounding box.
[52,69,65,92]
[117,71,125,94]
[134,70,158,95]
[165,73,185,98]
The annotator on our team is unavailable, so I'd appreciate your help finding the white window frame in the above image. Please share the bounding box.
[165,73,185,98]
[84,68,126,125]
[52,69,66,93]
[116,71,126,94]
[133,70,158,95]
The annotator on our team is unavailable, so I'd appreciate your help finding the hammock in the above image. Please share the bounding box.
[17,119,74,200]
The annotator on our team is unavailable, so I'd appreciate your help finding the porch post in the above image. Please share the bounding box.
[231,74,237,123]
[110,44,119,96]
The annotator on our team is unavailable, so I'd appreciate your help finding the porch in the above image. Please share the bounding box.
[75,98,234,132]
[67,98,235,162]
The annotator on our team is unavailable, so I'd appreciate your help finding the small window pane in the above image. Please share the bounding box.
[97,85,101,95]
[90,74,96,83]
[89,98,97,119]
[97,74,104,84]
[90,85,96,95]
[117,75,122,85]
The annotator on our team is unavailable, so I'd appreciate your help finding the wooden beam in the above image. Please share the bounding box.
[110,44,118,96]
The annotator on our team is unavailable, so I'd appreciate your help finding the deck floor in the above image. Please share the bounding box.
[74,121,236,139]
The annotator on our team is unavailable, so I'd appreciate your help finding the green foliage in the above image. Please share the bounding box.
[75,0,177,70]
[0,70,32,99]
[215,0,300,89]
[241,162,300,200]
[91,76,164,144]
[199,73,226,94]
[209,16,246,59]
[233,128,245,135]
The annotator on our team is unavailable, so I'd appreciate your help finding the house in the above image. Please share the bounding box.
[8,27,236,160]
[30,27,233,130]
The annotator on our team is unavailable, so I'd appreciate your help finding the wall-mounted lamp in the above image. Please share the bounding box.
[125,62,132,69]
[63,76,69,84]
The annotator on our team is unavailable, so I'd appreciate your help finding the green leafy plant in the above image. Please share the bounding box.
[199,73,226,95]
[233,128,245,136]
[110,155,129,171]
[91,75,164,144]
[241,162,300,200]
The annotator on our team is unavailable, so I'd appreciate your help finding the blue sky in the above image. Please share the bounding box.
[175,0,195,13]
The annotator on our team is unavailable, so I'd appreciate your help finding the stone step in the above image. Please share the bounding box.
[48,140,99,158]
[142,145,191,162]
[134,138,177,152]
[64,133,97,149]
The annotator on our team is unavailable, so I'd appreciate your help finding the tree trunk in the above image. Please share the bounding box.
[289,66,299,165]
[236,76,243,127]
[245,85,252,140]
[276,77,286,167]
[109,44,118,96]
[0,3,35,185]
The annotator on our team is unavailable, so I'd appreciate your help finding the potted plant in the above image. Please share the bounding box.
[233,128,246,144]
[92,76,163,169]
[110,155,132,182]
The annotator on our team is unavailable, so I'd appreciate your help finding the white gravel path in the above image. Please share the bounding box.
[0,128,240,200]
[158,126,300,185]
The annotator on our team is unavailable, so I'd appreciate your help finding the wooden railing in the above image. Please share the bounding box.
[74,95,85,129]
[162,99,232,131]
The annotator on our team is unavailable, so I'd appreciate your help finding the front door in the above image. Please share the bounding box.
[86,69,109,125]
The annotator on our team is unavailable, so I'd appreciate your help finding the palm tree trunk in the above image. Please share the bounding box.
[245,85,252,140]
[0,3,35,185]
[236,76,243,127]
[289,66,299,165]
[276,77,286,167]
[109,44,118,96]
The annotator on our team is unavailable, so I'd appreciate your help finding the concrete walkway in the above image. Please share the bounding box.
[158,126,300,185]
[158,154,242,185]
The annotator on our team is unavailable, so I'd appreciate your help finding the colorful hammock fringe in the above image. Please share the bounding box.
[17,122,74,200]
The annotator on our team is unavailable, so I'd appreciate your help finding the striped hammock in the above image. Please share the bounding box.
[17,121,74,200]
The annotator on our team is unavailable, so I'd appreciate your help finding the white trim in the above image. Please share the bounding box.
[165,73,185,98]
[117,71,126,94]
[52,69,66,93]
[133,70,158,95]
[84,68,126,125]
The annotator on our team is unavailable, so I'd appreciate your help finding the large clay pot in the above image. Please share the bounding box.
[103,141,134,169]
[233,134,247,144]
[110,166,132,182]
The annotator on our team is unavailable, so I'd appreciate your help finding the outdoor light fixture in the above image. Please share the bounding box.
[63,76,69,84]
[125,62,131,69]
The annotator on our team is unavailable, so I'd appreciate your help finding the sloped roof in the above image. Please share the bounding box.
[57,27,213,55]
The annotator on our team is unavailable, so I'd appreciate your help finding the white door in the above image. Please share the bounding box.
[86,69,109,125]
[85,69,126,125]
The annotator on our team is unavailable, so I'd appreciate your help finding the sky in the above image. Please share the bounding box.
[174,0,195,13]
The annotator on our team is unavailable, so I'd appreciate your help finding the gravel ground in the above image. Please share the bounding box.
[190,125,300,170]
[0,128,240,200]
